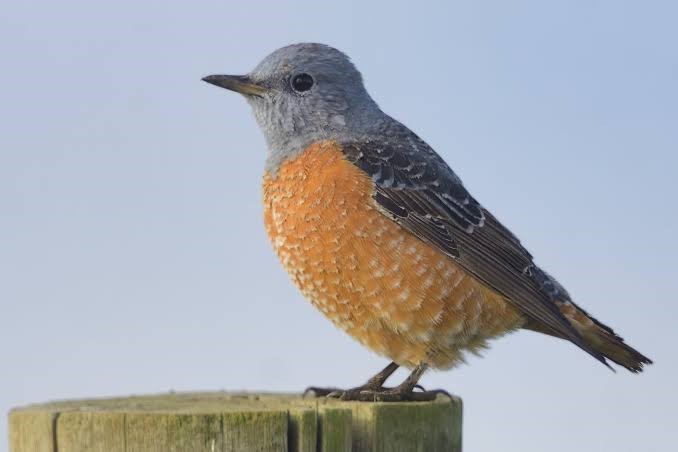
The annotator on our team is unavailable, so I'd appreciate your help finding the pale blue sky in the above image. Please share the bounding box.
[1,1,676,450]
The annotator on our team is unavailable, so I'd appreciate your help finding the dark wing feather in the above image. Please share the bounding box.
[341,125,607,365]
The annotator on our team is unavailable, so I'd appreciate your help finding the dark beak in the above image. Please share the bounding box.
[201,74,268,97]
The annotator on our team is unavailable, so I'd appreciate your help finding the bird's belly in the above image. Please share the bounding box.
[262,141,525,368]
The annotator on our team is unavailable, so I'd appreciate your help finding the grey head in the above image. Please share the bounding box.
[203,43,387,172]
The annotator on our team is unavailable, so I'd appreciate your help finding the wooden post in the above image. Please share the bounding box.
[9,392,462,451]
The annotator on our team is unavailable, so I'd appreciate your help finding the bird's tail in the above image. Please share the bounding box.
[525,300,652,372]
[557,301,652,372]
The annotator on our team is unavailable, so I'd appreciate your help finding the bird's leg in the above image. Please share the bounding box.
[341,362,429,401]
[336,363,450,402]
[304,361,399,398]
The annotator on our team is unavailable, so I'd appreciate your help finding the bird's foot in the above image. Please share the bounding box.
[331,383,451,402]
[304,383,451,402]
[303,379,383,399]
[303,361,400,399]
[303,362,449,402]
[303,386,344,398]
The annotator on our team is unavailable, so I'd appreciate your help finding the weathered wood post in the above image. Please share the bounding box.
[9,392,462,451]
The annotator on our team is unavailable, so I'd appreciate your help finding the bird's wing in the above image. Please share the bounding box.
[341,127,607,365]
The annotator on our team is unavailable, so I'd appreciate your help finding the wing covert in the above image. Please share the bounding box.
[340,125,606,364]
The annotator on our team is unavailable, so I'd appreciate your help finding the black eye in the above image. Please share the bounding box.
[291,73,314,92]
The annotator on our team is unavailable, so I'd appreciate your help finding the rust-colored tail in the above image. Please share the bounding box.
[583,324,652,373]
[526,300,652,373]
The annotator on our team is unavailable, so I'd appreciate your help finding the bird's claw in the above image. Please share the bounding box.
[304,383,382,400]
[303,386,341,398]
[305,384,451,402]
[334,387,446,402]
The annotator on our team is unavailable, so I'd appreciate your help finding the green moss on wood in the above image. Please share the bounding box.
[318,406,352,452]
[287,408,317,452]
[8,392,462,452]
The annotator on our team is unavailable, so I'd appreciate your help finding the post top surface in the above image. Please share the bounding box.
[11,391,461,415]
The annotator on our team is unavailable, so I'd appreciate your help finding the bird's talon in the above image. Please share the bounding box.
[303,386,340,398]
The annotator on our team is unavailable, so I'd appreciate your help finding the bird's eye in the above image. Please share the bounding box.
[291,73,314,92]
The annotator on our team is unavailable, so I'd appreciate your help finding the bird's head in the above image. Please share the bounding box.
[203,43,384,169]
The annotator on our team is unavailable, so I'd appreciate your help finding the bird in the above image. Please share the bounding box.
[203,43,652,401]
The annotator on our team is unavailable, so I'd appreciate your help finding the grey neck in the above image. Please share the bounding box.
[250,97,389,175]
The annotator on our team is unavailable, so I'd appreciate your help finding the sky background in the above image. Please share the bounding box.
[1,1,676,450]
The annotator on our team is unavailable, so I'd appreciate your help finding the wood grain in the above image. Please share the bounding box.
[9,392,462,451]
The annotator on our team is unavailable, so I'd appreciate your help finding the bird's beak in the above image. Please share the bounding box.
[201,74,268,97]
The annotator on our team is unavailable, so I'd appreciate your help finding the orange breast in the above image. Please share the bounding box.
[263,141,525,369]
